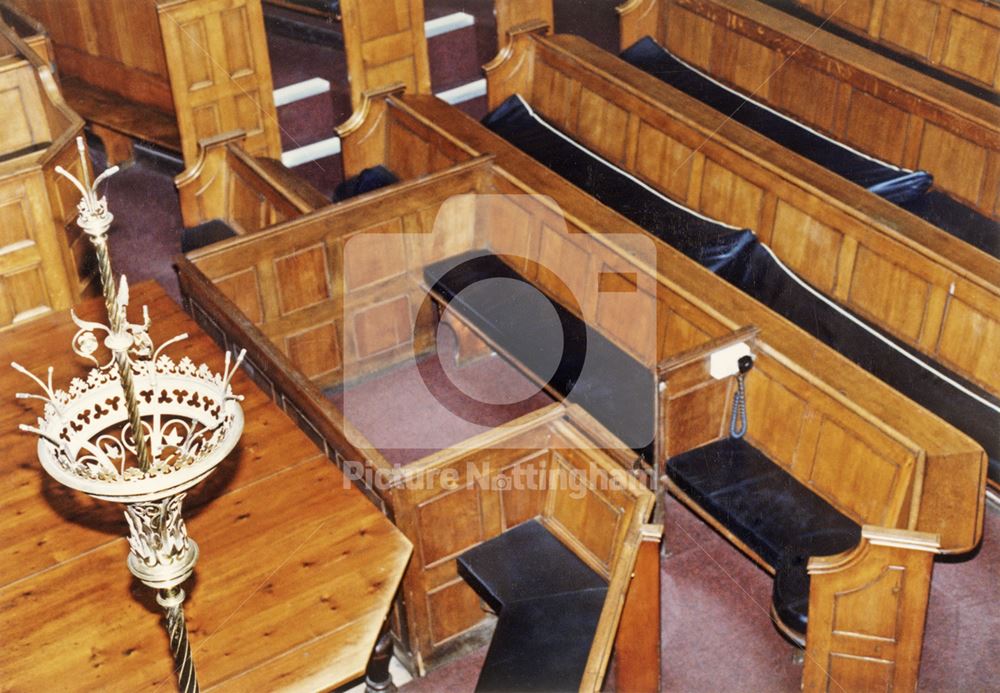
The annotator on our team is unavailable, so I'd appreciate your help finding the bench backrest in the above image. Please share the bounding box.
[383,91,985,554]
[488,27,1000,397]
[388,402,653,683]
[0,28,93,327]
[174,130,330,229]
[789,0,1000,91]
[11,0,281,165]
[619,0,1000,219]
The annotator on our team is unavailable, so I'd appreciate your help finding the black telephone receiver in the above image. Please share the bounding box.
[729,355,754,438]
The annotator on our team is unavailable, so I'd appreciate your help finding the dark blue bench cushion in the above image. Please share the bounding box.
[666,437,861,568]
[333,164,398,201]
[667,437,861,638]
[475,588,608,693]
[425,251,657,460]
[620,37,998,258]
[482,94,1000,486]
[457,519,606,613]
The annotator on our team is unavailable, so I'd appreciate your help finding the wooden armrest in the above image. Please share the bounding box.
[803,526,940,693]
[616,0,663,50]
[250,155,331,211]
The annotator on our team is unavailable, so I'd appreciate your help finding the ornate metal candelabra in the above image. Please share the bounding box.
[12,139,246,692]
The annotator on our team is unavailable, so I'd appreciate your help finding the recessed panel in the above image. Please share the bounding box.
[275,245,331,314]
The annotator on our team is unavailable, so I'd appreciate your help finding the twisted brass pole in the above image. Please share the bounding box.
[90,233,153,471]
[158,588,199,693]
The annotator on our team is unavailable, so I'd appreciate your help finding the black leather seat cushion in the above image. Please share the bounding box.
[333,164,398,201]
[425,251,656,459]
[457,519,606,613]
[667,437,862,568]
[475,588,608,693]
[772,527,862,637]
[667,438,861,640]
[620,36,999,259]
[180,218,237,253]
[458,520,608,692]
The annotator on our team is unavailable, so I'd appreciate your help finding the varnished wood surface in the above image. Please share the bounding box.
[0,21,94,329]
[175,130,328,229]
[338,0,431,111]
[0,281,412,692]
[378,92,986,554]
[627,0,1000,218]
[485,27,1000,395]
[804,526,940,692]
[11,0,282,167]
[789,0,1000,91]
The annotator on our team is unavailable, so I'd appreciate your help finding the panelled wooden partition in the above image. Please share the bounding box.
[338,0,432,111]
[618,0,1000,219]
[175,155,662,682]
[788,0,1000,91]
[9,0,281,166]
[0,19,94,329]
[369,90,986,555]
[484,25,1000,395]
[175,95,981,689]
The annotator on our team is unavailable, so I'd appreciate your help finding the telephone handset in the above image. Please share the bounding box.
[729,355,753,439]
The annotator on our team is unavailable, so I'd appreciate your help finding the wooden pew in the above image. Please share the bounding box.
[9,0,281,167]
[785,0,1000,92]
[0,19,96,329]
[174,83,475,233]
[175,156,662,681]
[174,132,969,689]
[617,0,1000,220]
[356,95,985,692]
[0,2,52,65]
[482,25,1000,397]
[174,130,329,230]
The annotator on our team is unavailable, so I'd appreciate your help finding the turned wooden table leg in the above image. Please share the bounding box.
[364,621,396,693]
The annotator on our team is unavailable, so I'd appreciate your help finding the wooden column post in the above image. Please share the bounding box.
[614,523,663,693]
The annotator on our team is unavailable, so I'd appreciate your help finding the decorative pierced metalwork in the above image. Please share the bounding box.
[12,138,245,691]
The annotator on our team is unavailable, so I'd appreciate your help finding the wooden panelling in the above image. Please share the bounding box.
[285,320,341,379]
[0,29,89,330]
[843,91,910,162]
[12,0,280,166]
[769,200,843,292]
[275,244,331,314]
[804,528,939,693]
[338,0,431,110]
[790,0,1000,90]
[634,122,694,201]
[484,29,1000,394]
[916,122,988,205]
[848,247,929,342]
[699,158,764,230]
[215,267,263,323]
[656,0,1000,216]
[158,0,281,165]
[937,292,1000,392]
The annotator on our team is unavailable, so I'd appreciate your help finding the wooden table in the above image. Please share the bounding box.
[0,282,412,691]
